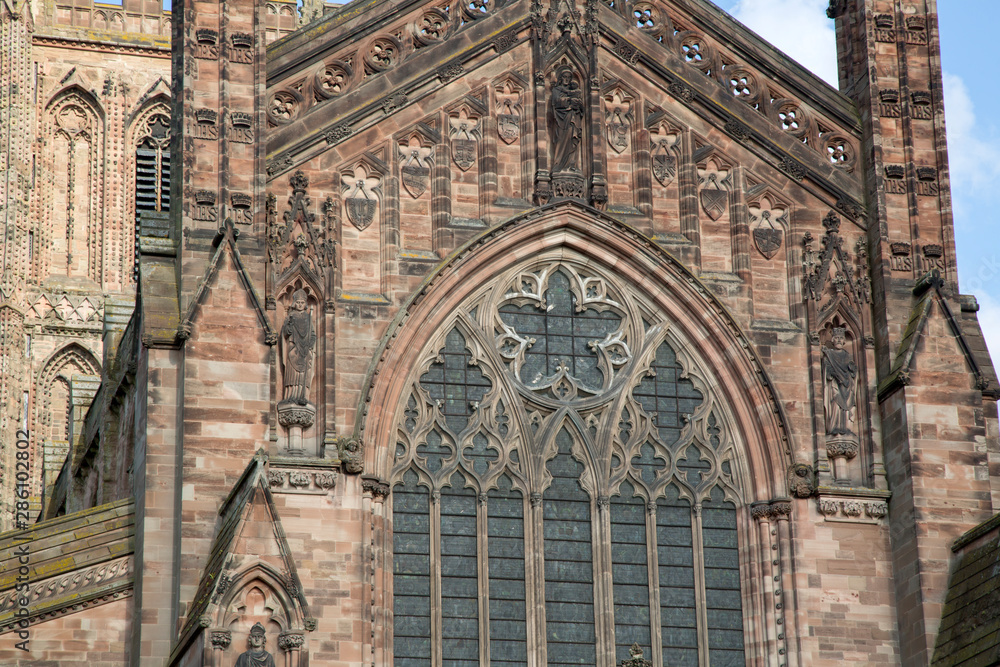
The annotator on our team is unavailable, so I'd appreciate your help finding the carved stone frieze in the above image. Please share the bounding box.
[0,555,133,632]
[817,494,889,524]
[267,462,339,495]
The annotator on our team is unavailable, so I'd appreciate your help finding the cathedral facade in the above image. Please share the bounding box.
[1,0,999,665]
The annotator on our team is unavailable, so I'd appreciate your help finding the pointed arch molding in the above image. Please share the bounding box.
[359,201,794,500]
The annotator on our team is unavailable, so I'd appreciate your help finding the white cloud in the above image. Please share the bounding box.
[942,72,1000,197]
[726,0,838,86]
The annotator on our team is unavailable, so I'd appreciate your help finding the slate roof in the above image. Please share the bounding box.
[932,514,1000,667]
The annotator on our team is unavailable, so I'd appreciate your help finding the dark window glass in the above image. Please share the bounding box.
[633,340,703,446]
[488,475,528,667]
[703,487,745,665]
[441,473,479,667]
[611,481,652,661]
[657,484,698,667]
[419,328,491,434]
[393,470,431,667]
[543,429,596,665]
[499,270,621,391]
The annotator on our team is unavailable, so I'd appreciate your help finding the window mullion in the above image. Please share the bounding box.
[692,503,710,667]
[477,495,490,667]
[645,502,664,667]
[593,498,615,667]
[430,490,443,667]
[526,494,546,667]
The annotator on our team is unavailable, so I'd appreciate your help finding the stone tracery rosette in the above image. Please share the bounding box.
[391,256,743,509]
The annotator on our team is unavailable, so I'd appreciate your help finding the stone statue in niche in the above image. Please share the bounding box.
[550,66,584,173]
[822,327,857,436]
[280,290,316,406]
[233,623,276,667]
[277,289,317,455]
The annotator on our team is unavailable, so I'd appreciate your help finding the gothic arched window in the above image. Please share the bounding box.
[391,259,747,666]
[133,111,171,280]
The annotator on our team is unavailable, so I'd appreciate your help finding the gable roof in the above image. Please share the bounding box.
[0,498,135,633]
[262,0,863,213]
[170,450,307,661]
[178,218,276,343]
[878,271,1000,400]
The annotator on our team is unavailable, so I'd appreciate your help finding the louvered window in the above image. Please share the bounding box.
[391,260,747,665]
[133,113,170,281]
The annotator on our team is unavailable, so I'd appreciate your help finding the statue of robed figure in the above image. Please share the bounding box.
[280,289,316,406]
[821,327,858,436]
[550,66,584,173]
[233,623,276,667]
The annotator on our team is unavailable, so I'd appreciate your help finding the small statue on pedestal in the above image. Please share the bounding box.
[280,289,316,406]
[822,327,857,436]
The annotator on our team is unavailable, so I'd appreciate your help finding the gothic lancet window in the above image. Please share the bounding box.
[133,112,171,280]
[391,259,746,666]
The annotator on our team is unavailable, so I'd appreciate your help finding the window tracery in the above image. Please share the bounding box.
[130,104,171,282]
[391,258,746,665]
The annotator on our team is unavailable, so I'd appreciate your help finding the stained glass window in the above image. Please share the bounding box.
[392,261,746,665]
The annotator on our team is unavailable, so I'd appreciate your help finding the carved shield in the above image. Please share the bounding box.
[652,153,676,185]
[700,188,728,221]
[346,198,376,231]
[401,164,429,198]
[452,139,476,171]
[607,122,629,153]
[498,114,520,144]
[753,227,784,259]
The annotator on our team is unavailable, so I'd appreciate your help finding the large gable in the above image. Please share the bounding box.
[263,0,864,218]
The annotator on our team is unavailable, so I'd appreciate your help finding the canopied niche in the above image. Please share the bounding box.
[207,567,308,667]
[267,171,335,457]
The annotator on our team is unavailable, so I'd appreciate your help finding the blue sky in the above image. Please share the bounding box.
[714,0,1000,357]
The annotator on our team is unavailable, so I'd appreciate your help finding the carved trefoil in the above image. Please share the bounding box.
[399,134,433,198]
[342,163,381,231]
[748,196,787,260]
[449,107,481,172]
[698,158,730,221]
